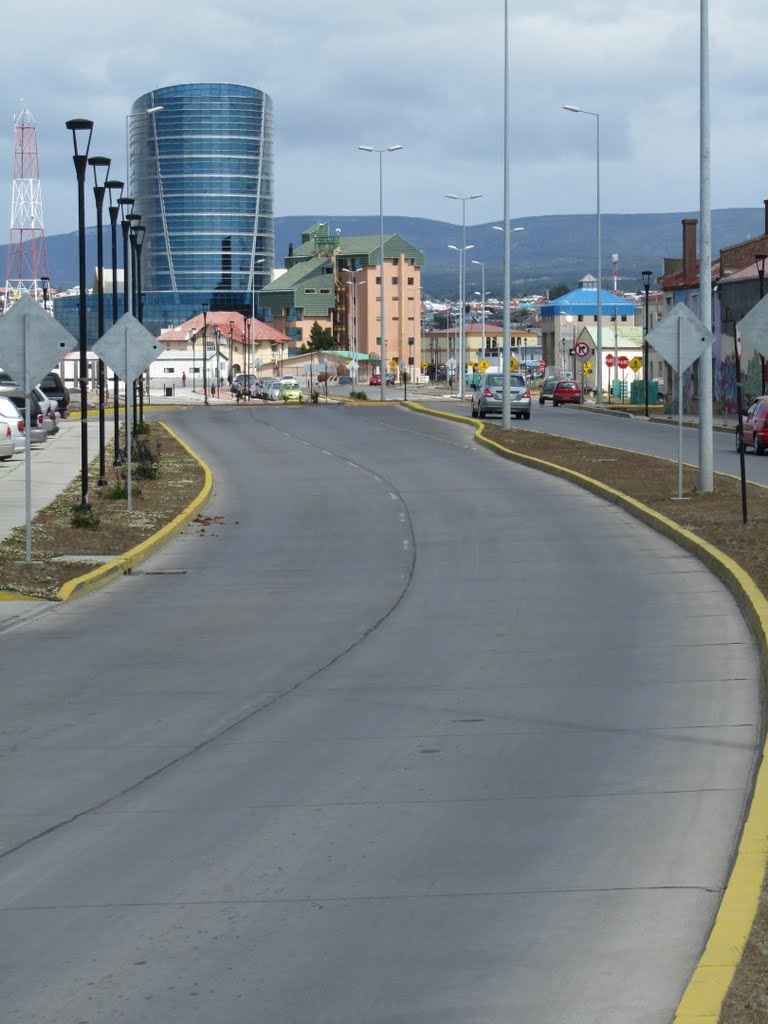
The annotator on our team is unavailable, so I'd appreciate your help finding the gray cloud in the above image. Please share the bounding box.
[1,0,766,249]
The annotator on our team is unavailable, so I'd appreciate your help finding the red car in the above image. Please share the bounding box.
[368,374,381,387]
[740,396,768,453]
[551,380,581,406]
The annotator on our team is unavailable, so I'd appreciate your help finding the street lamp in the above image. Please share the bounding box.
[755,253,767,390]
[65,117,94,509]
[106,179,124,461]
[642,270,652,417]
[493,223,525,422]
[472,259,487,360]
[358,144,403,402]
[563,104,603,404]
[341,267,366,383]
[89,154,111,486]
[201,302,209,405]
[129,216,146,426]
[445,193,482,399]
[448,242,475,386]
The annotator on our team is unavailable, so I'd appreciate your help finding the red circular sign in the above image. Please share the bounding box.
[617,355,630,369]
[574,341,590,358]
[605,353,615,367]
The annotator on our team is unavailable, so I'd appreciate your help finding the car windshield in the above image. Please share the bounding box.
[486,374,525,387]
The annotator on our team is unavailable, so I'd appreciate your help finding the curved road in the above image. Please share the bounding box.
[0,404,760,1023]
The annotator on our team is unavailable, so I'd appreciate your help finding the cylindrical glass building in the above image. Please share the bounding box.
[128,82,274,327]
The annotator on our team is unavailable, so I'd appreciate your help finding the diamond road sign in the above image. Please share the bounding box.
[91,313,165,382]
[0,294,75,393]
[645,302,714,373]
[736,293,768,358]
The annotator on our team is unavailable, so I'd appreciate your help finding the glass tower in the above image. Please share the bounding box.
[128,83,274,329]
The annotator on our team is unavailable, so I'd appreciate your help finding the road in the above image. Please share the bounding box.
[426,394,760,483]
[0,404,760,1023]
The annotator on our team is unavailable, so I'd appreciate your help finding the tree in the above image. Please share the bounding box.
[548,282,571,300]
[309,321,334,351]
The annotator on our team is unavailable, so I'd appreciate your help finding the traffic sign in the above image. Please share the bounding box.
[605,353,615,368]
[645,302,713,373]
[617,355,630,370]
[583,360,593,376]
[477,359,490,372]
[629,356,643,373]
[574,340,590,358]
[509,355,519,370]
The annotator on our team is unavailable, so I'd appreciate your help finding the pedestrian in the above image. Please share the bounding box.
[182,372,187,388]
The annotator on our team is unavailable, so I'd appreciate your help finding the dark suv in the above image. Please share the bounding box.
[38,372,70,417]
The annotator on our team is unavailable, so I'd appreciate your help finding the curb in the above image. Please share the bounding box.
[56,423,213,602]
[405,399,768,1024]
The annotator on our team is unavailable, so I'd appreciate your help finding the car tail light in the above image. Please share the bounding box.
[17,420,24,433]
[523,389,531,398]
[483,387,493,396]
[4,425,10,438]
[37,414,44,428]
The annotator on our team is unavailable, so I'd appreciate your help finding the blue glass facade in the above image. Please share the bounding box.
[129,83,274,332]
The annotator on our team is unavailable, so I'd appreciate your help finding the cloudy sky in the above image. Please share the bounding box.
[1,0,766,241]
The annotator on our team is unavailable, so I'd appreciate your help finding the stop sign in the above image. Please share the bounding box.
[605,353,615,367]
[617,355,630,370]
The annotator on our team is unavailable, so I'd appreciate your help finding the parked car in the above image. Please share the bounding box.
[471,372,531,420]
[278,383,304,403]
[280,374,298,385]
[38,372,70,417]
[385,372,396,385]
[337,375,352,385]
[264,380,283,401]
[369,374,381,387]
[0,395,25,452]
[739,397,768,454]
[230,373,257,399]
[539,378,581,406]
[0,421,14,461]
[32,386,60,435]
[0,386,47,444]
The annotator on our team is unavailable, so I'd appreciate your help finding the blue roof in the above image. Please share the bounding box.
[541,287,636,318]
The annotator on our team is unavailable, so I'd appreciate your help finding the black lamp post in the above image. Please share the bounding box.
[127,212,142,430]
[755,253,767,392]
[133,222,146,420]
[116,197,134,458]
[642,270,652,417]
[65,117,94,509]
[201,303,210,405]
[106,179,123,462]
[89,155,111,486]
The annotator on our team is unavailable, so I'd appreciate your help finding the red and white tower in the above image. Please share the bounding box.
[4,102,48,310]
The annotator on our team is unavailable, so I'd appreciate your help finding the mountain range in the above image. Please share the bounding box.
[3,209,765,300]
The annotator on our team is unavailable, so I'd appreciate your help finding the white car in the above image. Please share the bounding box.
[280,374,298,385]
[0,394,25,453]
[32,386,60,436]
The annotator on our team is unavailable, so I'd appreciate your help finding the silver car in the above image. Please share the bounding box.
[0,386,47,444]
[470,372,531,420]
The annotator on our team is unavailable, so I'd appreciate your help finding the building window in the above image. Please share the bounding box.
[376,276,381,284]
[407,277,414,285]
[305,288,316,294]
[320,288,331,294]
[163,366,175,374]
[621,315,627,322]
[392,277,398,285]
[578,315,584,322]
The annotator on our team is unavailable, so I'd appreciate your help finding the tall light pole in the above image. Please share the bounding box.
[65,117,94,509]
[472,259,487,359]
[642,270,652,417]
[445,192,482,399]
[201,302,209,405]
[106,179,123,463]
[88,154,111,486]
[341,267,365,384]
[358,144,403,402]
[563,104,603,405]
[493,222,525,423]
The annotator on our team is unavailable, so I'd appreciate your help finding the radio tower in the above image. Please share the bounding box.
[4,101,49,310]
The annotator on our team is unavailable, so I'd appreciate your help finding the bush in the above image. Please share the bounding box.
[349,390,368,401]
[70,503,100,529]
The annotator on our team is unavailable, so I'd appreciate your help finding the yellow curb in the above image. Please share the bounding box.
[404,399,768,1024]
[0,592,43,601]
[56,422,213,602]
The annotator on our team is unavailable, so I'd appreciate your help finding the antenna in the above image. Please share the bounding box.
[4,102,49,309]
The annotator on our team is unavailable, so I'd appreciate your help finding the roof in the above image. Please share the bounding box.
[259,256,337,318]
[541,287,637,317]
[288,231,425,267]
[167,311,289,344]
[579,325,645,349]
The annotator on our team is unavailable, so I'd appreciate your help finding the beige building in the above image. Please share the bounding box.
[258,223,424,376]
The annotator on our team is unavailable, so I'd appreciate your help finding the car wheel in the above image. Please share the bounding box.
[471,404,478,419]
[735,429,743,452]
[523,412,530,420]
[538,396,545,405]
[553,400,559,407]
[757,438,766,455]
[478,406,486,419]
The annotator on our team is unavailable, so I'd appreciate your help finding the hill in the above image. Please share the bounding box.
[4,209,764,300]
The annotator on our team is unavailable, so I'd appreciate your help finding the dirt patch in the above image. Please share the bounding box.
[0,422,205,600]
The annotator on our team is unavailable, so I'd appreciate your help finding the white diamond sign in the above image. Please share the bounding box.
[91,313,165,382]
[645,302,714,373]
[736,293,768,358]
[0,294,75,392]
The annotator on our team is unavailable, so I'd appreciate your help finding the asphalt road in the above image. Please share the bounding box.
[426,394,761,483]
[0,404,760,1023]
